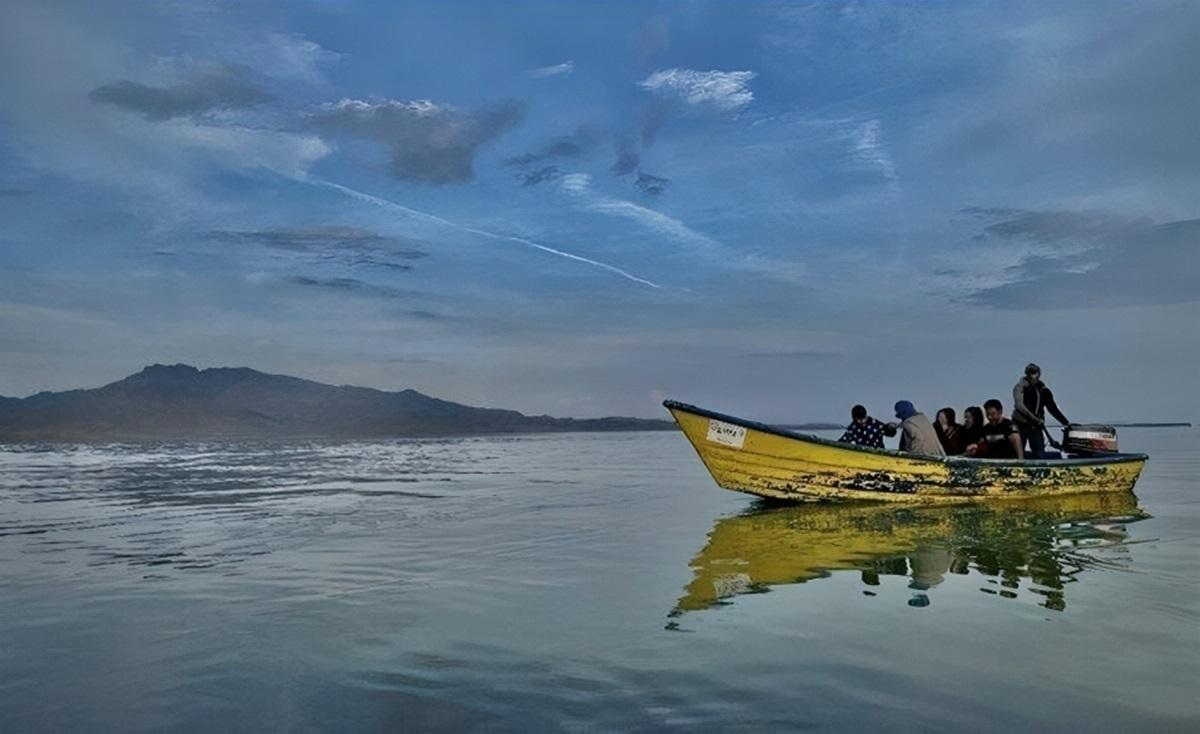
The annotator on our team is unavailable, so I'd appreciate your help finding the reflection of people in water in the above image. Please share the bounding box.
[874,532,1120,611]
[907,548,954,606]
[860,558,908,587]
[949,532,1073,611]
[673,494,1147,619]
[863,548,953,607]
[908,548,954,590]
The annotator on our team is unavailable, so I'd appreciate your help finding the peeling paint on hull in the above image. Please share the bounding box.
[665,401,1147,504]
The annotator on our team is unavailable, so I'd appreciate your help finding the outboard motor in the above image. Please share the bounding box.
[1063,424,1119,456]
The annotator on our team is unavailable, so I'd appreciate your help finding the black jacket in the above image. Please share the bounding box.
[1012,377,1069,426]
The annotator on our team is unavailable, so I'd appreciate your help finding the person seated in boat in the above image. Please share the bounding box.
[960,406,985,453]
[838,404,889,448]
[934,407,965,455]
[1012,362,1071,460]
[891,400,946,457]
[968,399,1024,459]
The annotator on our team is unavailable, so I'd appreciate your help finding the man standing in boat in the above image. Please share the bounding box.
[1012,363,1070,459]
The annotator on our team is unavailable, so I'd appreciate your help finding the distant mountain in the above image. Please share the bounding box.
[0,364,674,442]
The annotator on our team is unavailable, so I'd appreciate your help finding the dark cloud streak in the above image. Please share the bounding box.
[504,127,599,168]
[610,141,640,176]
[520,166,561,187]
[312,98,524,184]
[507,128,671,194]
[213,226,427,272]
[962,207,1150,244]
[962,213,1200,309]
[285,275,450,321]
[635,172,669,196]
[287,276,426,305]
[89,67,271,120]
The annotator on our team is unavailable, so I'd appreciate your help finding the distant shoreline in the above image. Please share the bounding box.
[784,422,1192,431]
[0,363,676,442]
[1037,422,1193,428]
[1098,422,1192,428]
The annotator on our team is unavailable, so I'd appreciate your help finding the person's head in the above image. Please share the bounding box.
[1025,362,1042,385]
[936,407,956,429]
[984,399,1005,423]
[964,406,983,429]
[894,400,917,420]
[851,404,868,424]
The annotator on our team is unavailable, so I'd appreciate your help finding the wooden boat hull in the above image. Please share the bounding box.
[664,400,1147,503]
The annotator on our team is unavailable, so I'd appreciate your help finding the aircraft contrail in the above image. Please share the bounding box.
[307,178,663,289]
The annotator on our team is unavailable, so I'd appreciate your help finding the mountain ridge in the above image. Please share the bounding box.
[0,364,674,442]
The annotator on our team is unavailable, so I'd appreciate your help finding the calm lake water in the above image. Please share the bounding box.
[2,428,1197,732]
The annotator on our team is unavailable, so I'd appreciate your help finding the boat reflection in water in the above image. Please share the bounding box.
[672,492,1149,618]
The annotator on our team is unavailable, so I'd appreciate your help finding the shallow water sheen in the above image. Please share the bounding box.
[1,429,1197,732]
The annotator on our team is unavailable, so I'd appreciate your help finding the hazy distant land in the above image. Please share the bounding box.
[0,365,1189,442]
[0,364,675,442]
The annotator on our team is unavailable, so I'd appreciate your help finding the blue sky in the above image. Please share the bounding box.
[1,1,1197,422]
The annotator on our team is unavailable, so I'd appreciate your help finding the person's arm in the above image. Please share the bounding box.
[1009,429,1024,460]
[1013,381,1039,423]
[1043,388,1069,425]
[838,427,854,443]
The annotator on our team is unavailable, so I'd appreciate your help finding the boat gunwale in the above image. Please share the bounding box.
[663,400,1148,468]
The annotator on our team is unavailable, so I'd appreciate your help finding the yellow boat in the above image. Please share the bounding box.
[664,400,1147,503]
[673,492,1147,614]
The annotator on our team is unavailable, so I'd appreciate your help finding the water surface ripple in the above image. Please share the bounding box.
[1,430,1197,732]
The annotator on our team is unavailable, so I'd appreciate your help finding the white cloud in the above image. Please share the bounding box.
[638,68,757,111]
[557,173,700,242]
[527,61,575,78]
[586,197,720,252]
[253,33,341,82]
[156,30,339,85]
[559,172,592,192]
[320,98,443,116]
[848,119,898,183]
[164,120,333,178]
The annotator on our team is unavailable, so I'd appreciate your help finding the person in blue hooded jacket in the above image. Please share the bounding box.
[890,400,946,457]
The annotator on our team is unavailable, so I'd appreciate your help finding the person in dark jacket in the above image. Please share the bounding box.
[960,406,985,451]
[934,407,965,455]
[1012,363,1070,459]
[839,404,889,448]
